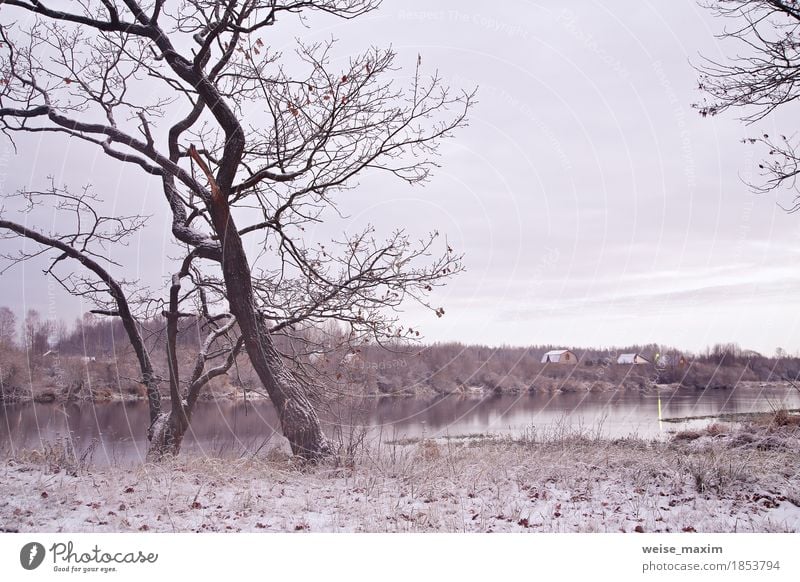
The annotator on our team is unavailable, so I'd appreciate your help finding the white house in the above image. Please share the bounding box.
[541,349,577,364]
[617,353,650,365]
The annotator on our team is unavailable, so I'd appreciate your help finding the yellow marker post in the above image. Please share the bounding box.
[657,391,663,433]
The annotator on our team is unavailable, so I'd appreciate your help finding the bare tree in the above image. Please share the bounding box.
[0,185,244,459]
[0,1,472,460]
[695,1,800,201]
[21,308,52,357]
[0,306,15,347]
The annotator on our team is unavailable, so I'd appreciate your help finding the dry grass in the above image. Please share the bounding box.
[1,422,798,533]
[13,436,98,477]
[760,409,800,428]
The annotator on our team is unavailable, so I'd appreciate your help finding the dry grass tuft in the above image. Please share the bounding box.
[14,436,97,476]
[770,409,800,428]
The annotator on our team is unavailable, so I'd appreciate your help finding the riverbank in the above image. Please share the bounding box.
[1,418,798,533]
[4,378,795,406]
[4,338,800,404]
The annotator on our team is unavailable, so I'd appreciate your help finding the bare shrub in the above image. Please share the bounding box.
[770,409,800,428]
[16,437,97,477]
[0,348,28,401]
[705,423,730,437]
[418,439,442,461]
[673,429,703,442]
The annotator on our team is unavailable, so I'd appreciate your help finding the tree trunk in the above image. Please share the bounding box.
[207,196,331,460]
[146,411,188,461]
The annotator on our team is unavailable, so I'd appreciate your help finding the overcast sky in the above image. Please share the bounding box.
[2,0,800,355]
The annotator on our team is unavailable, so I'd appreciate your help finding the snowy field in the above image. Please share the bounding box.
[1,422,798,533]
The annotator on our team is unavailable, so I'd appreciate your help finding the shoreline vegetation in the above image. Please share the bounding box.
[2,312,800,405]
[661,408,800,424]
[1,380,797,406]
[1,414,798,533]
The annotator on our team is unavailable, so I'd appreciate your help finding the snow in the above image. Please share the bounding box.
[1,424,798,533]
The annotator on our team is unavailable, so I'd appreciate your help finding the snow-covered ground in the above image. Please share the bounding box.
[1,423,798,533]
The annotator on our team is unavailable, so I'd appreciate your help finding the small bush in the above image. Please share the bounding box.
[17,437,97,476]
[705,423,728,437]
[771,409,800,427]
[417,439,441,461]
[673,429,702,442]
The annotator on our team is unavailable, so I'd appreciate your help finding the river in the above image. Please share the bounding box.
[2,384,798,465]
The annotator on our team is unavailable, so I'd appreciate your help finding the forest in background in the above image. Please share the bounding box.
[1,306,799,403]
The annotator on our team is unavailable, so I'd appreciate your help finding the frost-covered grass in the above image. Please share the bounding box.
[1,421,798,533]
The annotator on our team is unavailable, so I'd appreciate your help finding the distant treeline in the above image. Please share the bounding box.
[335,342,800,396]
[1,307,798,402]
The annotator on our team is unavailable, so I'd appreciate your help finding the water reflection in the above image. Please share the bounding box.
[2,385,798,465]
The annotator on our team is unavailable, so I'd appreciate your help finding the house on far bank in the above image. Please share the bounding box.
[617,353,650,365]
[541,349,577,364]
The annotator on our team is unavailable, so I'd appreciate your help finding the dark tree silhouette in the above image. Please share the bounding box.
[0,1,472,460]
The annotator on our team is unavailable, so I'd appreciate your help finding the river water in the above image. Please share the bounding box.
[2,385,798,465]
